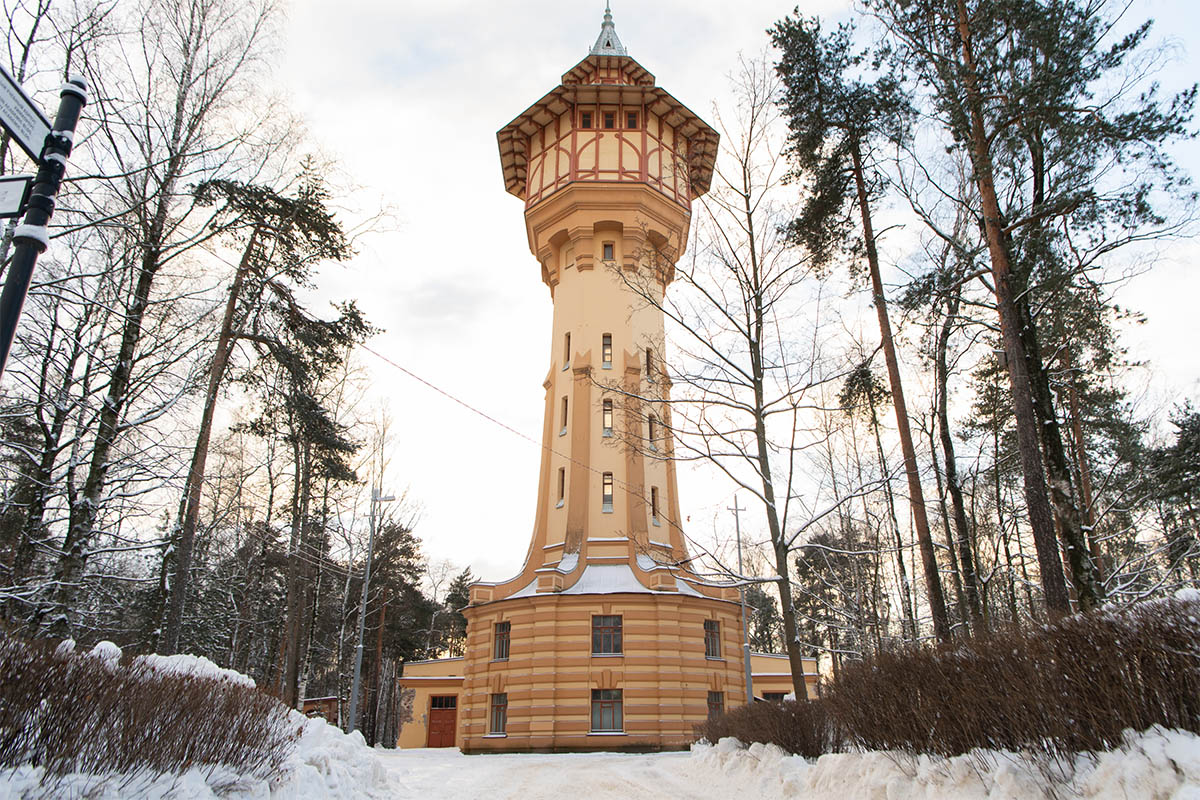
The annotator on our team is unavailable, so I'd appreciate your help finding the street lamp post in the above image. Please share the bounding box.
[347,486,393,734]
[728,496,753,704]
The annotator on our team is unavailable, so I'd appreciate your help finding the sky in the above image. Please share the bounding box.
[276,0,1200,586]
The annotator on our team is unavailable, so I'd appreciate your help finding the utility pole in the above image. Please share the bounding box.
[728,496,753,703]
[0,72,88,380]
[348,486,393,734]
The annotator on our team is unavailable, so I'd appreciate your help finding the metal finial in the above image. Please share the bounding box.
[590,2,627,56]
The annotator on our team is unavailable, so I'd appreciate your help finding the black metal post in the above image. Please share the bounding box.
[0,74,87,380]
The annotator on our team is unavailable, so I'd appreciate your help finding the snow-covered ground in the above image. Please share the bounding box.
[379,728,1200,800]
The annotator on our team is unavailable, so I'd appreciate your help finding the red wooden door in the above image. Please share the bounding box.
[426,695,457,747]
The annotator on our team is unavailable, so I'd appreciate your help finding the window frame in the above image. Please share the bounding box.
[602,333,613,367]
[563,332,571,369]
[560,395,568,435]
[591,688,623,732]
[602,242,615,261]
[602,399,614,437]
[592,614,623,655]
[557,466,566,507]
[489,692,508,735]
[601,472,614,513]
[648,414,658,451]
[430,695,457,710]
[581,110,593,129]
[707,690,725,720]
[704,619,721,659]
[603,110,616,130]
[650,486,659,524]
[493,620,511,661]
[626,111,638,129]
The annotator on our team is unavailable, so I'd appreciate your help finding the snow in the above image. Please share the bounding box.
[133,652,257,688]
[690,727,1200,800]
[0,644,401,800]
[1175,588,1200,604]
[13,223,50,249]
[0,714,401,799]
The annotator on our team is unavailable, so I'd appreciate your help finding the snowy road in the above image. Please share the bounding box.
[377,747,757,800]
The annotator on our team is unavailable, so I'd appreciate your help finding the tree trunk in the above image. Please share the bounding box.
[952,0,1069,615]
[934,288,984,630]
[161,227,260,654]
[850,143,951,642]
[866,396,916,642]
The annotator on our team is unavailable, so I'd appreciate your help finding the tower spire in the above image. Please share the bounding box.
[590,2,627,57]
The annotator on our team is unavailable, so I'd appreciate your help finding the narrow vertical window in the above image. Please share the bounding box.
[560,396,568,434]
[602,242,615,261]
[603,111,615,129]
[602,399,614,437]
[627,111,638,129]
[557,467,566,506]
[645,347,653,380]
[704,619,721,658]
[707,691,725,720]
[563,332,571,368]
[602,472,614,512]
[648,415,657,450]
[490,693,508,734]
[494,621,511,660]
[651,487,659,523]
[581,111,593,129]
[602,333,613,367]
[591,689,623,731]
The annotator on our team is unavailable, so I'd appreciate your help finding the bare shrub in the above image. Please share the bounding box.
[0,637,301,788]
[698,597,1200,761]
[695,698,838,759]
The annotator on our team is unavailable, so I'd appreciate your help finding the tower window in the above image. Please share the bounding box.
[560,396,568,435]
[627,111,638,129]
[603,111,615,129]
[704,619,721,659]
[602,333,612,367]
[592,615,623,654]
[602,242,615,261]
[563,332,571,369]
[591,689,623,731]
[602,399,614,437]
[648,415,658,451]
[602,472,614,513]
[494,621,511,660]
[651,486,659,524]
[490,693,508,735]
[707,691,725,720]
[557,467,566,507]
[581,111,593,129]
[645,347,653,380]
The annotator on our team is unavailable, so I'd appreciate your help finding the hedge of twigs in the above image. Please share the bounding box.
[697,595,1200,761]
[0,636,301,789]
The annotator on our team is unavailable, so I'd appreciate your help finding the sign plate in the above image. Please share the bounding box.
[0,174,31,218]
[0,65,50,162]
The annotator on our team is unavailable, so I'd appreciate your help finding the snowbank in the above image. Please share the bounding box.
[691,727,1200,800]
[1,714,401,799]
[0,642,402,800]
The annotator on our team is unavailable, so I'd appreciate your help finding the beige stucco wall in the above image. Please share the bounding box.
[749,652,820,700]
[461,592,747,752]
[396,658,465,749]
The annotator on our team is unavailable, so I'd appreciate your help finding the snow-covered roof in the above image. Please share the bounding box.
[507,563,703,599]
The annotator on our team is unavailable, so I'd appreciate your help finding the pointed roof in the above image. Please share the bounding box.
[589,2,627,57]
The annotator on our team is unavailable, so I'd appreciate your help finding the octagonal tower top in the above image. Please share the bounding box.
[497,6,719,207]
